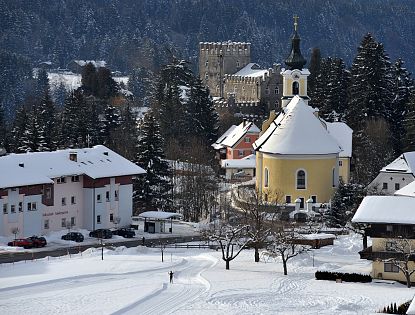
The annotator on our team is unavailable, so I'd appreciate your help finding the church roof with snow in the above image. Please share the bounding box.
[380,152,415,174]
[253,96,342,155]
[0,145,145,189]
[326,122,353,158]
[212,121,260,149]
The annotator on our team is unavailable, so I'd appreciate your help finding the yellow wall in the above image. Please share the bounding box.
[372,260,415,282]
[256,153,337,203]
[339,157,350,184]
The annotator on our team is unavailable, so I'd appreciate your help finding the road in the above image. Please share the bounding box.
[0,235,202,264]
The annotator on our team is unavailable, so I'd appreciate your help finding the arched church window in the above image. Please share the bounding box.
[292,81,299,95]
[274,87,279,95]
[296,170,306,189]
[264,168,269,188]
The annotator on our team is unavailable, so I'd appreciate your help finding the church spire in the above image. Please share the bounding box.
[285,15,307,70]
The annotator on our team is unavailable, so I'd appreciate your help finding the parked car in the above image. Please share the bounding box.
[27,236,47,247]
[7,238,34,249]
[112,228,135,238]
[89,229,112,239]
[61,232,84,242]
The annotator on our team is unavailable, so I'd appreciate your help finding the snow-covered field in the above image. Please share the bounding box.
[1,234,414,315]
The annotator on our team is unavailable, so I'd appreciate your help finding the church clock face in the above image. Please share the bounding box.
[291,71,300,80]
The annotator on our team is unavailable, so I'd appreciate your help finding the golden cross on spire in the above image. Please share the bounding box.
[293,15,299,31]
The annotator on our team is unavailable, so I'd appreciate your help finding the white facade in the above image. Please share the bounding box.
[0,146,145,237]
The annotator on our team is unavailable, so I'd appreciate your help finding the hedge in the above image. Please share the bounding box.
[315,271,372,283]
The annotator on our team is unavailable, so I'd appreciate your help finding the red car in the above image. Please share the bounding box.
[27,236,47,248]
[7,238,34,249]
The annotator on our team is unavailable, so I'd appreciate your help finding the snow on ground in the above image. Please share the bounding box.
[0,234,414,315]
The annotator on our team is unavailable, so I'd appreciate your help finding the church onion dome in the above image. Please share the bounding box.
[253,96,342,155]
[284,16,307,70]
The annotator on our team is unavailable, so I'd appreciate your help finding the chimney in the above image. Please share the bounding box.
[242,118,247,127]
[69,152,77,162]
[19,163,24,168]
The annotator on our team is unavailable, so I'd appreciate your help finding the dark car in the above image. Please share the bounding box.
[61,232,84,242]
[89,229,112,239]
[8,238,34,249]
[27,236,47,247]
[112,228,135,238]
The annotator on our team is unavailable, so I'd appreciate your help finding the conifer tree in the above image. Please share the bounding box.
[0,103,6,149]
[10,106,29,153]
[24,102,47,152]
[61,90,86,148]
[404,94,415,152]
[389,59,414,154]
[134,111,172,213]
[307,47,322,99]
[100,104,120,148]
[38,91,58,151]
[112,105,139,161]
[52,82,67,108]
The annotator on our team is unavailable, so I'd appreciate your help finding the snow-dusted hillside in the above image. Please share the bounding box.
[47,71,129,93]
[1,234,413,314]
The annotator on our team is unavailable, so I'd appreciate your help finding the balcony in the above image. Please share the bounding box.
[359,246,415,261]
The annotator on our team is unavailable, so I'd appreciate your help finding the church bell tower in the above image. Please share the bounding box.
[281,16,310,108]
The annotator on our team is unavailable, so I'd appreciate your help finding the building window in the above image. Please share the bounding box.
[110,213,114,222]
[332,168,336,187]
[61,218,66,228]
[244,137,251,143]
[205,60,208,67]
[115,190,119,201]
[386,225,393,232]
[3,203,8,214]
[238,150,244,157]
[11,205,15,213]
[274,87,279,95]
[382,182,388,190]
[395,183,400,191]
[18,202,23,212]
[339,160,343,166]
[385,241,394,251]
[57,177,66,184]
[71,175,80,182]
[311,195,317,203]
[97,194,102,203]
[285,196,291,204]
[236,60,240,67]
[71,196,76,205]
[205,72,208,81]
[27,202,37,211]
[71,217,76,226]
[44,219,49,229]
[61,197,66,206]
[106,191,110,202]
[292,81,299,95]
[384,262,399,273]
[264,168,269,188]
[339,175,343,182]
[97,215,101,224]
[265,88,270,95]
[296,170,306,189]
[45,187,52,199]
[299,197,305,209]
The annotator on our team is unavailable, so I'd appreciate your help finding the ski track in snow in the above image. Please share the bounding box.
[112,256,216,315]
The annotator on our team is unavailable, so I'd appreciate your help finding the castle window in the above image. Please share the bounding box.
[264,168,269,188]
[236,60,240,67]
[274,87,279,95]
[292,81,299,95]
[205,60,208,67]
[296,170,306,189]
[205,73,208,81]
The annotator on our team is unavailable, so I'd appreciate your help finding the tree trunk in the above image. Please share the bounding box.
[255,247,260,262]
[363,234,368,250]
[226,260,230,270]
[283,258,287,275]
[406,273,411,288]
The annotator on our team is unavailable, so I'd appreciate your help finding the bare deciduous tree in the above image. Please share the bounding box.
[383,237,415,288]
[267,224,310,275]
[204,223,250,270]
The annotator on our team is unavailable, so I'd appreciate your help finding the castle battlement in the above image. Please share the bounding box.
[199,41,251,56]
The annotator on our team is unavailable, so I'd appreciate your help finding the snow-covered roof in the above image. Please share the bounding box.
[213,121,259,150]
[0,145,145,188]
[233,63,268,78]
[138,211,183,220]
[301,233,336,240]
[352,195,415,224]
[381,152,415,174]
[394,180,415,197]
[254,96,342,155]
[326,122,353,157]
[73,60,107,68]
[407,297,415,315]
[221,154,256,169]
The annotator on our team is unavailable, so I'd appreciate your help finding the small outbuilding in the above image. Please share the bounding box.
[138,211,183,234]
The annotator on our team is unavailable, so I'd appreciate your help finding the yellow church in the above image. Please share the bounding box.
[254,18,352,211]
